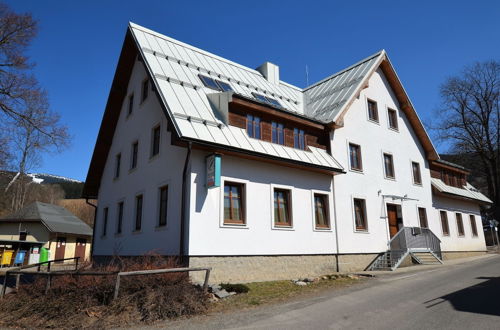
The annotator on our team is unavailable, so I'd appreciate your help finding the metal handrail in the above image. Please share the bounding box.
[387,226,442,260]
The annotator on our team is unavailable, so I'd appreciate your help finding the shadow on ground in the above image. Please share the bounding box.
[424,276,500,316]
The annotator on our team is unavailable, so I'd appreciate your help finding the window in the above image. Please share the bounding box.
[117,202,123,234]
[151,125,160,157]
[367,99,379,122]
[128,94,134,116]
[199,74,220,90]
[294,128,305,150]
[470,215,478,237]
[412,162,422,185]
[216,80,233,92]
[102,207,108,236]
[252,92,282,108]
[246,115,261,139]
[314,194,330,229]
[274,188,292,226]
[115,153,121,178]
[19,231,27,241]
[353,198,367,231]
[418,207,428,228]
[388,108,398,130]
[383,153,395,179]
[349,143,363,171]
[135,195,143,231]
[224,182,245,224]
[158,186,168,227]
[272,122,284,145]
[456,213,465,236]
[131,141,138,169]
[141,79,149,102]
[440,211,450,236]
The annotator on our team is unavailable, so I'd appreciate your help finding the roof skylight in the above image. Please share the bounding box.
[199,74,220,90]
[252,93,282,108]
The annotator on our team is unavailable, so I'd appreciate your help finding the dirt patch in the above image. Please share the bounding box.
[0,256,208,329]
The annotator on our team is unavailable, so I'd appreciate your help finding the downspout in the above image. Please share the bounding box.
[180,142,192,266]
[85,198,98,262]
[332,175,341,272]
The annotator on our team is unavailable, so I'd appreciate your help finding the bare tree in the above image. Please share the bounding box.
[7,89,69,210]
[434,61,500,220]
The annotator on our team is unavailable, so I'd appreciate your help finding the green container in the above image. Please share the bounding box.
[40,247,49,263]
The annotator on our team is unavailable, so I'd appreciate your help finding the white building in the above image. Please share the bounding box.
[83,23,491,283]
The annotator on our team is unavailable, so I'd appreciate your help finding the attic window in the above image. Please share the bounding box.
[199,74,220,90]
[252,93,281,108]
[199,74,233,92]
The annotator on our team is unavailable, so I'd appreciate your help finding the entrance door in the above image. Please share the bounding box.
[75,238,87,261]
[55,237,66,261]
[387,204,403,238]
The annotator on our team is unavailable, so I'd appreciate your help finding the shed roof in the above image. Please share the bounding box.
[431,178,492,204]
[1,202,93,236]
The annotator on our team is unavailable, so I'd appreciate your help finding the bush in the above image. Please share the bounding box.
[220,283,250,293]
[0,255,209,328]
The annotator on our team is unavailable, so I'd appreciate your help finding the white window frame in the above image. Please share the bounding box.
[351,195,369,233]
[381,150,396,181]
[410,160,423,186]
[365,96,380,124]
[386,106,400,132]
[311,189,333,232]
[439,209,450,237]
[455,212,466,237]
[469,214,479,238]
[346,139,364,174]
[270,183,294,231]
[415,204,429,229]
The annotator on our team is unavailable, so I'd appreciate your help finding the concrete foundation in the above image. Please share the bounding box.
[441,251,487,260]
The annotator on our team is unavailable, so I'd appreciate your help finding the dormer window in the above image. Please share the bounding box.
[246,114,261,139]
[272,122,284,145]
[217,80,233,92]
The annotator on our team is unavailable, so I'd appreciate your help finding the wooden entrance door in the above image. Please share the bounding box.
[55,237,66,261]
[387,204,400,238]
[75,238,87,261]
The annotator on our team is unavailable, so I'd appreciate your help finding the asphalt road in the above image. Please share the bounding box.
[163,254,500,330]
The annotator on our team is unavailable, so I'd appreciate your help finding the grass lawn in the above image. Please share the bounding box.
[210,275,364,312]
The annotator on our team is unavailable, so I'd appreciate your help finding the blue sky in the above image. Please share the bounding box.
[5,1,500,181]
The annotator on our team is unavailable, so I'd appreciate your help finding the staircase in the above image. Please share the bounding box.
[369,227,443,271]
[410,251,443,265]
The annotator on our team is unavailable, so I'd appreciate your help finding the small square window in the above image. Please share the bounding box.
[367,99,378,122]
[388,108,398,130]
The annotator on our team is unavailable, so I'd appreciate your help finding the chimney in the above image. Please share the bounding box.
[256,62,280,85]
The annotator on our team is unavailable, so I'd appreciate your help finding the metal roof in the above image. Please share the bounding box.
[1,202,93,236]
[303,51,384,122]
[431,178,492,204]
[130,23,343,172]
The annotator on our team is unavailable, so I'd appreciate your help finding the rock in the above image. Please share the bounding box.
[229,291,237,296]
[214,289,230,299]
[295,281,307,286]
[208,293,219,302]
[209,284,222,292]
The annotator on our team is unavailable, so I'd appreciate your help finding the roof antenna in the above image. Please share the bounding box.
[305,64,309,86]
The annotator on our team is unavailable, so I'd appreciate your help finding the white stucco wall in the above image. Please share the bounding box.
[187,152,337,256]
[331,68,435,253]
[432,195,486,251]
[93,59,186,256]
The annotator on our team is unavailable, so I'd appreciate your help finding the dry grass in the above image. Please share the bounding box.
[0,255,208,329]
[57,198,96,227]
[211,275,363,312]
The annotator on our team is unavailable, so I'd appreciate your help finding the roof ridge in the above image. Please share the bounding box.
[303,50,385,92]
[129,22,276,82]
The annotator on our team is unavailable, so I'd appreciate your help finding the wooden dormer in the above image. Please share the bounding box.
[430,160,469,188]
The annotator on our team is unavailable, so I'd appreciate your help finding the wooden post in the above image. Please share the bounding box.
[75,257,79,271]
[203,268,211,292]
[1,272,8,298]
[15,274,20,291]
[113,274,121,300]
[45,274,51,295]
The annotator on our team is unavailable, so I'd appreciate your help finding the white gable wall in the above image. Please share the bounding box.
[331,68,435,253]
[93,59,186,256]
